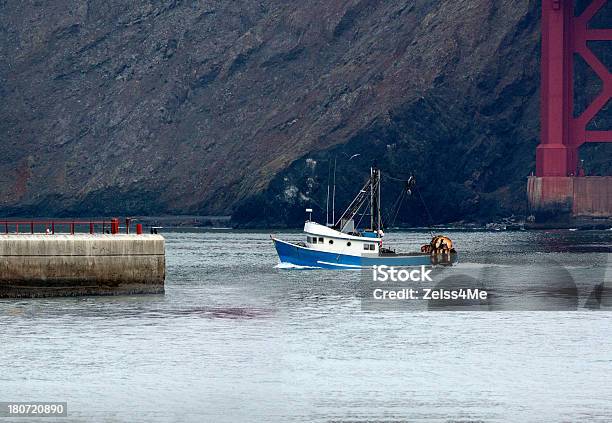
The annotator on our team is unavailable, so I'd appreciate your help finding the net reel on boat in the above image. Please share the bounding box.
[420,235,456,265]
[420,235,455,255]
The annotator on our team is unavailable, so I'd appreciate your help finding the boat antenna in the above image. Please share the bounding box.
[332,157,337,225]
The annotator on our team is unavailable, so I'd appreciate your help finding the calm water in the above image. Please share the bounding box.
[1,230,611,422]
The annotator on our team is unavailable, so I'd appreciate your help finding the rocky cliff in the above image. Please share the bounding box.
[1,0,610,225]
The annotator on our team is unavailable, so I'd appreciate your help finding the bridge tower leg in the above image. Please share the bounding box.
[529,0,612,220]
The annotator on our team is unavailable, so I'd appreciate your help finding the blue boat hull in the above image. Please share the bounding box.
[272,238,436,269]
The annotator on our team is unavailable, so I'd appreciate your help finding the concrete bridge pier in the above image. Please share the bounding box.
[527,176,612,221]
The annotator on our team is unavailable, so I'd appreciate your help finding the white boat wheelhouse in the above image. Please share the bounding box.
[303,221,381,257]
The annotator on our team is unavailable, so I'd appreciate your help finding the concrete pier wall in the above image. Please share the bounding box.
[0,234,165,298]
[573,177,612,218]
[527,176,612,220]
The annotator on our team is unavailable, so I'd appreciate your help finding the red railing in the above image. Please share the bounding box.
[0,218,143,235]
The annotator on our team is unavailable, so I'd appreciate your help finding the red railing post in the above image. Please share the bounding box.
[51,222,55,234]
[136,224,143,235]
[89,222,94,235]
[16,224,19,234]
[70,222,75,235]
[30,221,34,234]
[125,218,131,234]
[111,218,119,235]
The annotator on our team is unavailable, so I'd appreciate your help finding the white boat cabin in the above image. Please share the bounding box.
[303,221,382,256]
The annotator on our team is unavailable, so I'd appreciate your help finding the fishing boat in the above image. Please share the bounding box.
[272,166,456,269]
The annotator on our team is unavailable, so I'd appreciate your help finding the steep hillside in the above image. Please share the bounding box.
[0,0,609,224]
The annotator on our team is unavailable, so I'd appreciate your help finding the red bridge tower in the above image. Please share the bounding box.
[528,0,612,219]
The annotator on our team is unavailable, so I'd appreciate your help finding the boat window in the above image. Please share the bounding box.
[307,236,311,243]
[312,237,317,244]
[370,244,376,250]
[329,239,333,244]
[363,244,369,250]
[347,242,351,247]
[318,237,323,243]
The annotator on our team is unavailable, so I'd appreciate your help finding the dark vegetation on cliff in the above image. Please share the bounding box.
[1,0,610,225]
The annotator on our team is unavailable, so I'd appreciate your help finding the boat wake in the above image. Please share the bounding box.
[275,262,321,270]
[454,262,513,269]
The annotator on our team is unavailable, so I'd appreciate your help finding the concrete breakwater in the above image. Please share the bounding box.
[0,234,165,298]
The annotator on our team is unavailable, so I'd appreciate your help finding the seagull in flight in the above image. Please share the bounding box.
[342,153,361,160]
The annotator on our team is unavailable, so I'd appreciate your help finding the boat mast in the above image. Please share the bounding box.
[377,168,381,233]
[334,178,370,231]
[370,167,374,231]
[369,166,381,232]
[334,166,382,233]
